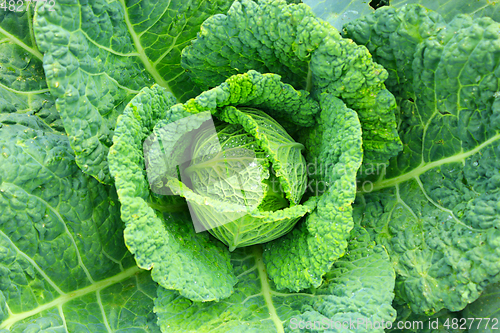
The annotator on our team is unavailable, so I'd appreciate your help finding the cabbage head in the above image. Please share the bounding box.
[141,90,317,253]
[180,108,308,250]
[109,69,367,300]
[107,0,399,304]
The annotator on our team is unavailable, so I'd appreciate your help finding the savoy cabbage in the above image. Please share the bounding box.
[1,0,499,331]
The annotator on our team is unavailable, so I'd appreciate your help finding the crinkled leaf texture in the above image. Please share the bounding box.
[214,107,307,206]
[178,105,312,250]
[109,69,363,297]
[0,10,63,132]
[180,71,359,292]
[0,114,159,332]
[264,93,363,291]
[181,0,402,169]
[168,107,314,250]
[33,0,234,183]
[108,84,237,302]
[347,5,500,314]
[154,227,396,333]
[345,5,445,104]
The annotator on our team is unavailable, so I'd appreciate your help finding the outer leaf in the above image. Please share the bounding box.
[351,8,500,314]
[387,303,465,333]
[344,5,448,103]
[302,0,375,31]
[389,0,500,22]
[263,93,363,291]
[181,0,402,168]
[108,84,237,302]
[0,10,62,132]
[154,227,396,333]
[33,0,234,183]
[463,281,500,333]
[0,116,159,332]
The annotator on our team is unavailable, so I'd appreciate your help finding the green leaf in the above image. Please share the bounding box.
[463,281,500,333]
[154,227,396,333]
[33,0,234,183]
[181,0,402,169]
[302,0,375,31]
[0,10,63,132]
[0,116,159,332]
[344,5,449,104]
[263,93,363,292]
[389,0,500,22]
[387,302,465,333]
[350,7,500,314]
[108,84,237,302]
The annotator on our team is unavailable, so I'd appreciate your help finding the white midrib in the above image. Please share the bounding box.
[254,246,284,333]
[0,266,141,329]
[364,133,500,193]
[117,0,173,94]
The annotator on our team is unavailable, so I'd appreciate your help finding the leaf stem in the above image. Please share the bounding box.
[0,266,142,329]
[254,246,285,333]
[117,0,173,94]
